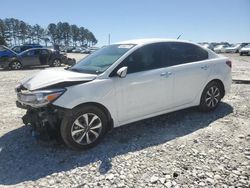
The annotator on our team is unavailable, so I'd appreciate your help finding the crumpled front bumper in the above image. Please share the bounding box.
[17,101,68,138]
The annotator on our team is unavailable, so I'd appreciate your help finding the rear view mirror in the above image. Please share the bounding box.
[117,66,128,78]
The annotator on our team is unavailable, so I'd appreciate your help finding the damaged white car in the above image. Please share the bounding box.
[15,39,232,150]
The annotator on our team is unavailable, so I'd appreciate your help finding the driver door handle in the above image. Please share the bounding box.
[201,65,209,70]
[160,72,172,77]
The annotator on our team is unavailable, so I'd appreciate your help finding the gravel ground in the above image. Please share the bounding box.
[0,53,249,188]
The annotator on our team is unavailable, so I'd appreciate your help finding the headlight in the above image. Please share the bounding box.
[17,89,66,108]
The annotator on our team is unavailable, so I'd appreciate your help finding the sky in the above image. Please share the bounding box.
[0,0,249,46]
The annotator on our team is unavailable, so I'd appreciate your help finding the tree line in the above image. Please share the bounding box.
[0,18,97,47]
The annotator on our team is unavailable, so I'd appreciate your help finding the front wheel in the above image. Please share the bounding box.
[199,82,222,112]
[60,105,108,150]
[10,61,22,70]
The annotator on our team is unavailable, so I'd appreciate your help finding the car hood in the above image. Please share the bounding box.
[20,68,97,91]
[241,47,250,51]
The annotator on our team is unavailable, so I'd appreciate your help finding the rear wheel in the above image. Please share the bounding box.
[199,81,222,112]
[60,105,108,150]
[10,61,22,70]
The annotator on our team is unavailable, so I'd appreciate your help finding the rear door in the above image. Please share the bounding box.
[165,42,211,107]
[39,49,50,65]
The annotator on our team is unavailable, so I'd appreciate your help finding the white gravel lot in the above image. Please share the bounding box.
[0,53,249,188]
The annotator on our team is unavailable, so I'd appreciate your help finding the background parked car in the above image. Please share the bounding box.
[214,44,230,53]
[201,43,215,51]
[224,43,248,53]
[72,47,85,53]
[1,48,68,70]
[239,44,250,56]
[0,45,17,68]
[11,44,43,53]
[83,47,100,54]
[66,47,75,53]
[0,45,17,58]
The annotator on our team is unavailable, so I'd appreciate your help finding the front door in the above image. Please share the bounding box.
[39,49,50,65]
[112,43,174,124]
[20,49,40,66]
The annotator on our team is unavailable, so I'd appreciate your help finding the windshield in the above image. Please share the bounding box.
[215,45,223,48]
[69,44,135,74]
[231,44,240,48]
[244,44,250,48]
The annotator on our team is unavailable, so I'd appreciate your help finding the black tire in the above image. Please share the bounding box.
[199,81,222,112]
[240,52,243,56]
[60,105,108,150]
[51,59,61,67]
[10,61,22,70]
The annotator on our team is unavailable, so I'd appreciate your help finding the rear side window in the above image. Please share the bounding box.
[165,42,208,66]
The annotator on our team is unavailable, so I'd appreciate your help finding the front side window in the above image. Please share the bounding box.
[69,44,135,74]
[115,43,167,74]
[26,50,35,56]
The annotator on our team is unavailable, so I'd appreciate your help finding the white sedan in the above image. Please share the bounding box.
[240,44,250,56]
[16,38,232,150]
[214,44,230,53]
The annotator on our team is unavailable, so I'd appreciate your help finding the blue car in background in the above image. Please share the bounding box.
[11,44,43,53]
[0,46,17,67]
[0,45,17,58]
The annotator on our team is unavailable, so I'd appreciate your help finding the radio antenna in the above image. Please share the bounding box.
[177,34,182,40]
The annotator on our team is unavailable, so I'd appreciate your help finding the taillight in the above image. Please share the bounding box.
[226,60,232,68]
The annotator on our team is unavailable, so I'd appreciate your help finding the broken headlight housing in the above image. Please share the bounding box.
[17,88,66,108]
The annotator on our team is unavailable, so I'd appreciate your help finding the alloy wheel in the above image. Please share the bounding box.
[53,59,61,67]
[11,61,22,70]
[71,113,102,145]
[205,86,220,108]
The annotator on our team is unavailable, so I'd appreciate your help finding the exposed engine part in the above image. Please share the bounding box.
[22,105,66,139]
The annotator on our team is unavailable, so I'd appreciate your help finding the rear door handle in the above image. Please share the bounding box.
[201,65,209,70]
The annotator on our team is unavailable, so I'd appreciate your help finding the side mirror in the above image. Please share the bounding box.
[116,66,128,78]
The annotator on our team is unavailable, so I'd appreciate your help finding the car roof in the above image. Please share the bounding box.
[24,48,53,51]
[115,38,193,45]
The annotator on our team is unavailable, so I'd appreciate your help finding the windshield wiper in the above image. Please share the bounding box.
[68,68,83,73]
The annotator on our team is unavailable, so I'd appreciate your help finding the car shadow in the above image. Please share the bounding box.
[0,102,233,185]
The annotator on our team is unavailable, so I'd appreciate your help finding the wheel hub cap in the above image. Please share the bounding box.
[205,86,220,108]
[71,113,102,145]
